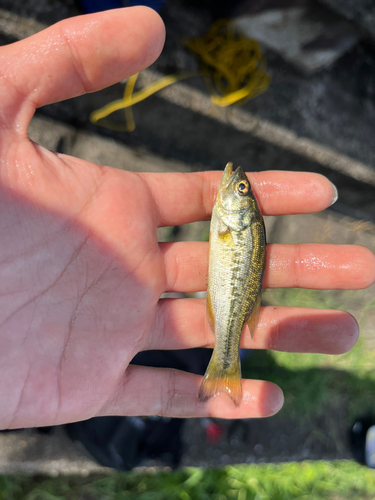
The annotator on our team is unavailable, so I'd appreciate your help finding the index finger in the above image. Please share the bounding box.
[140,170,337,226]
[1,7,165,125]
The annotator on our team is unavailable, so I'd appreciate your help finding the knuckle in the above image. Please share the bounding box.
[292,244,304,288]
[159,369,178,416]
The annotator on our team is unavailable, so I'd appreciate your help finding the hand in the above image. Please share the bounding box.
[0,7,374,430]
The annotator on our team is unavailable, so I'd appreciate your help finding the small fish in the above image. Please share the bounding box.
[199,162,266,406]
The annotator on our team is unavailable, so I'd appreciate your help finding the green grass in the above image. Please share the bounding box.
[1,461,375,499]
[242,332,375,420]
[240,287,375,422]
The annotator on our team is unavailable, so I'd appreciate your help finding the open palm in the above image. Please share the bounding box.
[0,7,374,429]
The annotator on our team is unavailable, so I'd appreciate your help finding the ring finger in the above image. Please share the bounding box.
[145,299,358,354]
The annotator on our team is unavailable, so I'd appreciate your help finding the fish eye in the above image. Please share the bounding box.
[237,181,249,195]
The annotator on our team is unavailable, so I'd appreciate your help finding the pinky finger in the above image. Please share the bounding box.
[98,365,284,419]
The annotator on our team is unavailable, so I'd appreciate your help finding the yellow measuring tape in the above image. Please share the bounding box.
[90,20,270,132]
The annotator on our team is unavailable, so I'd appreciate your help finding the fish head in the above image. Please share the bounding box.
[217,162,255,212]
[216,163,259,231]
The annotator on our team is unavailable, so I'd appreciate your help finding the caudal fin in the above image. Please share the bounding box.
[198,351,242,406]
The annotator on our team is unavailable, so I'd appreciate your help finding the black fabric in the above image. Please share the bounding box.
[349,414,375,466]
[65,348,211,470]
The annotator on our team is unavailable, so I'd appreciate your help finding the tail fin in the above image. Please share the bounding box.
[198,351,242,406]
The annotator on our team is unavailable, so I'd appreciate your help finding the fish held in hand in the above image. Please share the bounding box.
[199,163,266,406]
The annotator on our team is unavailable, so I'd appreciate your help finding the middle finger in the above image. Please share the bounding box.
[161,242,375,292]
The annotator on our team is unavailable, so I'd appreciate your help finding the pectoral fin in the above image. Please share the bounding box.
[246,291,262,339]
[217,221,234,246]
[218,219,230,235]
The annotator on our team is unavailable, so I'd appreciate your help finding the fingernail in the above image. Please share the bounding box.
[330,182,338,206]
[269,385,284,415]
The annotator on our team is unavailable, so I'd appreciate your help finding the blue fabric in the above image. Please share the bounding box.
[80,0,166,13]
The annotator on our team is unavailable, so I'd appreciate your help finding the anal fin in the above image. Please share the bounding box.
[206,291,215,334]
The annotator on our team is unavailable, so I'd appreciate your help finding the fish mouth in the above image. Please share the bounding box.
[221,162,248,188]
[222,162,233,181]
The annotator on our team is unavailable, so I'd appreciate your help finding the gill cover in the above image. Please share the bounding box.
[216,162,254,232]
